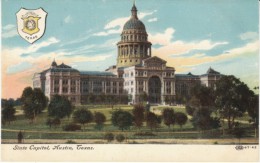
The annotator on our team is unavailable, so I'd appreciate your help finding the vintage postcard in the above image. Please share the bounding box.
[1,0,259,162]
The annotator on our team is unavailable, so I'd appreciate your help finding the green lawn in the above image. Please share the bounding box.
[2,104,257,140]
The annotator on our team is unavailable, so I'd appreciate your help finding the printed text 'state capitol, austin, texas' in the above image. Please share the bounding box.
[33,3,222,105]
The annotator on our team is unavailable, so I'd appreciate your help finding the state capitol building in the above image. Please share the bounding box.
[33,3,222,105]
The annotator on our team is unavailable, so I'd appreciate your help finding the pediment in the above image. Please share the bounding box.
[143,56,166,63]
[142,56,167,68]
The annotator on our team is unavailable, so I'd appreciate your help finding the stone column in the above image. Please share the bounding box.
[138,45,140,56]
[149,47,152,56]
[161,79,164,104]
[59,78,62,94]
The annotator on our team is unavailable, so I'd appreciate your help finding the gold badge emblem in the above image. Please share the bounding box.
[16,8,47,43]
[22,16,41,35]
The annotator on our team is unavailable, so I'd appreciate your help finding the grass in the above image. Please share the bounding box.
[2,104,258,141]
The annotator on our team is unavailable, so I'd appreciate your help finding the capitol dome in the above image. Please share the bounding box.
[122,4,146,32]
[116,2,152,68]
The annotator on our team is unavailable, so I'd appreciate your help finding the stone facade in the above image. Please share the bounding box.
[33,3,222,105]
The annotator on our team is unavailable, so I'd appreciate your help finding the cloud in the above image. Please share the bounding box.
[2,37,59,68]
[139,10,157,19]
[3,24,15,30]
[2,36,117,98]
[94,11,157,36]
[2,24,18,38]
[155,40,259,73]
[239,32,258,41]
[148,18,158,22]
[64,15,72,23]
[149,28,175,45]
[7,61,33,74]
[150,28,228,56]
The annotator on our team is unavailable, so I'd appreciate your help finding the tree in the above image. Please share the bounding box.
[247,94,259,138]
[116,134,125,143]
[132,104,145,129]
[232,123,246,144]
[139,92,148,103]
[73,108,93,131]
[215,75,254,129]
[175,112,188,130]
[104,133,114,142]
[191,108,211,131]
[21,87,48,123]
[94,112,106,130]
[146,112,161,131]
[111,109,133,131]
[185,105,195,116]
[88,93,96,104]
[2,99,16,125]
[162,108,175,129]
[46,117,61,128]
[191,107,221,131]
[48,95,73,119]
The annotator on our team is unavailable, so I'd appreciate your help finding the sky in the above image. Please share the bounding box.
[1,0,259,99]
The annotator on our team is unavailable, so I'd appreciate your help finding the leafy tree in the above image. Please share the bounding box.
[215,75,254,129]
[104,133,114,142]
[116,134,125,143]
[46,117,61,128]
[139,92,148,103]
[232,123,246,144]
[248,95,259,125]
[145,103,151,112]
[175,112,188,130]
[21,87,48,123]
[94,112,106,130]
[2,99,16,125]
[191,107,221,131]
[162,108,175,129]
[88,93,96,104]
[48,95,73,119]
[146,112,161,131]
[185,105,195,116]
[132,104,145,129]
[111,109,133,131]
[73,108,93,130]
[119,94,129,104]
[46,118,53,128]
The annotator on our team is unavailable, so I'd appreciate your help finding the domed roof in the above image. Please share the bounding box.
[122,3,146,32]
[123,19,146,31]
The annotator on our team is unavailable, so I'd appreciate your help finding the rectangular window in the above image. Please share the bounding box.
[62,87,68,93]
[62,80,68,85]
[54,87,59,93]
[54,80,59,85]
[71,80,76,85]
[71,87,76,93]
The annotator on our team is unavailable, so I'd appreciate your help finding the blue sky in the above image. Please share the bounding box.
[2,0,259,98]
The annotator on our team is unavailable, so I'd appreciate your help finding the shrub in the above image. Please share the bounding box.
[66,140,77,144]
[104,133,114,142]
[63,123,81,131]
[116,134,125,143]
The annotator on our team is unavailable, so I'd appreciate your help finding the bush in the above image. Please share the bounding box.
[46,118,61,128]
[66,140,77,144]
[63,123,81,131]
[104,133,114,142]
[116,134,125,143]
